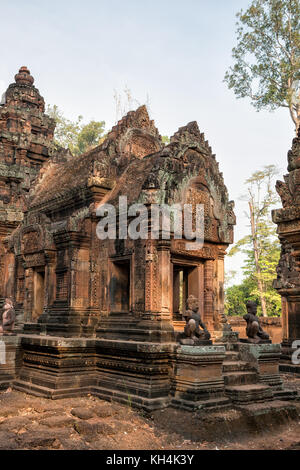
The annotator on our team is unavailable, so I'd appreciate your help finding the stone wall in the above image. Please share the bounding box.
[227,316,283,344]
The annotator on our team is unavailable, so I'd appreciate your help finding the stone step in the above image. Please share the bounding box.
[223,371,258,386]
[13,380,91,399]
[0,379,12,390]
[234,400,298,418]
[171,396,231,412]
[272,389,299,401]
[222,361,253,373]
[225,384,274,404]
[225,351,240,361]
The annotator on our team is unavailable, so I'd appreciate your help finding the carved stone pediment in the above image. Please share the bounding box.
[21,230,41,254]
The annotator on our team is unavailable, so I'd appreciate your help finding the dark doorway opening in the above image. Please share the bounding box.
[109,259,131,313]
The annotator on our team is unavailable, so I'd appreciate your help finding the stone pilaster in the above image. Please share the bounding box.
[204,260,214,329]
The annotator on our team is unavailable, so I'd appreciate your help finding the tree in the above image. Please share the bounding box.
[47,105,105,156]
[224,0,300,133]
[162,135,170,145]
[228,165,282,316]
[225,281,253,316]
[76,121,106,155]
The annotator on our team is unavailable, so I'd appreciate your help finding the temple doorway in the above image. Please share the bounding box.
[172,263,203,320]
[109,259,131,313]
[32,268,45,321]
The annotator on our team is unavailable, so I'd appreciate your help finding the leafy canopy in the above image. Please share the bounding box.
[47,105,106,156]
[225,0,300,132]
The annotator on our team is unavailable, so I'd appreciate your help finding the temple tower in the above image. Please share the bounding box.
[272,127,300,372]
[0,66,55,307]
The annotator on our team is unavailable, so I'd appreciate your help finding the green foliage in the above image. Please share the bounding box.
[225,164,282,316]
[47,105,105,156]
[162,136,170,145]
[224,0,300,131]
[225,275,281,316]
[225,282,252,316]
[76,121,106,155]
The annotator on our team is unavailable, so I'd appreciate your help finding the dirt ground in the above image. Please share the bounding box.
[0,373,300,451]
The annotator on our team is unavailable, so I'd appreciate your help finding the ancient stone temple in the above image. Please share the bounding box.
[273,127,300,373]
[0,66,295,411]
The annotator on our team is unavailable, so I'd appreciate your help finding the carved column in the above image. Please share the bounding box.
[140,240,174,341]
[157,241,172,321]
[204,259,214,330]
[281,296,289,342]
[143,240,172,321]
[24,268,34,323]
[36,251,56,324]
[215,249,226,329]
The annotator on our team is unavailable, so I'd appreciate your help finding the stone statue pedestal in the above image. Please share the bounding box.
[240,338,272,345]
[170,345,230,411]
[179,337,212,346]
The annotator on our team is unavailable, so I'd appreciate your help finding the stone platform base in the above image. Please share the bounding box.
[12,335,233,412]
[0,335,22,390]
[10,334,300,412]
[13,335,177,412]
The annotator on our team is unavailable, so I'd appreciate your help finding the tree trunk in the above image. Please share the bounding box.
[289,102,300,135]
[249,201,268,317]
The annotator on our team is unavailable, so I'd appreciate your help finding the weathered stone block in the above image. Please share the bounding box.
[170,345,230,410]
[238,343,283,389]
[0,335,22,389]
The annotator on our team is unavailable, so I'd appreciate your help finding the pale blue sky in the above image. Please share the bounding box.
[0,0,294,282]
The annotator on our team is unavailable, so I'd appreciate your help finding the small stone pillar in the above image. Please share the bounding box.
[170,344,229,410]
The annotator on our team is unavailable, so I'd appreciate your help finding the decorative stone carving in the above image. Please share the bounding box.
[0,298,16,335]
[272,127,300,355]
[179,295,211,345]
[242,301,270,344]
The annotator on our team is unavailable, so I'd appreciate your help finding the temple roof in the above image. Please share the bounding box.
[29,106,163,208]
